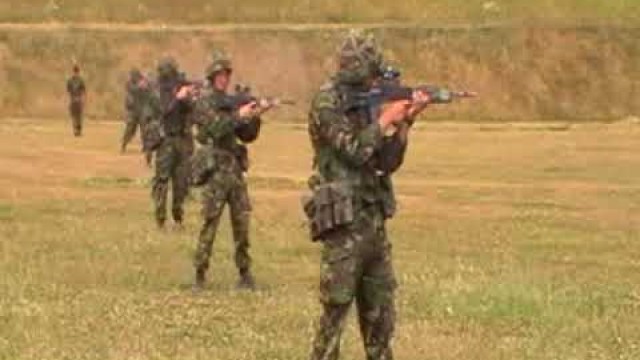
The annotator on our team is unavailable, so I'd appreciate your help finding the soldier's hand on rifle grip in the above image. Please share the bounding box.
[256,98,275,115]
[175,85,193,100]
[238,101,258,118]
[408,89,430,118]
[378,100,411,131]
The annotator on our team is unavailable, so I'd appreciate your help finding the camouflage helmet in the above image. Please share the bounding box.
[129,67,142,81]
[205,49,232,78]
[157,56,179,78]
[337,29,383,83]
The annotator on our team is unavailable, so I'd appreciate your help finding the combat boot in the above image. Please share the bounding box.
[237,269,256,290]
[192,267,206,292]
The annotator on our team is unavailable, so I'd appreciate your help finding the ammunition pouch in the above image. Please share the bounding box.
[302,182,355,241]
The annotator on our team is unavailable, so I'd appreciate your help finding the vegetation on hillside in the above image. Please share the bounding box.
[1,26,638,121]
[1,0,638,25]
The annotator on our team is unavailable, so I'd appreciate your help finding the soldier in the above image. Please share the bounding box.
[305,31,431,360]
[191,50,273,291]
[121,68,145,154]
[122,70,158,166]
[140,74,160,166]
[150,57,193,228]
[66,65,86,137]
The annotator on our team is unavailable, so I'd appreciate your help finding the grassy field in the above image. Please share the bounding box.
[1,117,639,359]
[1,0,638,24]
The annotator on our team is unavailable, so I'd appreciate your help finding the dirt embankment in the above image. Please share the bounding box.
[0,24,638,121]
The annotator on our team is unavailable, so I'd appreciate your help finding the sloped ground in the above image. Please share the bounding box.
[0,24,638,121]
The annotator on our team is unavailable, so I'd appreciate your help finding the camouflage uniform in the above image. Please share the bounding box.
[192,50,261,289]
[121,68,145,153]
[306,31,408,360]
[150,58,193,227]
[66,69,86,137]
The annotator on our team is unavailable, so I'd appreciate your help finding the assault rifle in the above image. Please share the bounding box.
[216,84,296,111]
[351,65,477,120]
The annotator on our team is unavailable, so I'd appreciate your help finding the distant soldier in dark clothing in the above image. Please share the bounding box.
[66,65,86,137]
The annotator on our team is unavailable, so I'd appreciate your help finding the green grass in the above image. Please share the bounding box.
[0,0,638,24]
[1,118,639,359]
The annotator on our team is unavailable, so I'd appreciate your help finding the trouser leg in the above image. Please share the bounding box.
[310,303,351,360]
[194,182,227,271]
[229,179,252,273]
[151,142,173,226]
[121,114,139,151]
[171,152,189,223]
[357,221,396,360]
[311,230,360,359]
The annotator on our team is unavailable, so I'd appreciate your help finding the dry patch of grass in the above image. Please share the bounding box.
[1,118,639,359]
[1,26,639,121]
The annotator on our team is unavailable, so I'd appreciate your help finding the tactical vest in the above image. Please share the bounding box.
[309,81,397,219]
[196,91,250,172]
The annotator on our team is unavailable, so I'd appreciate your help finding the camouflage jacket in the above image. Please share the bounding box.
[193,88,261,173]
[124,79,145,114]
[155,75,192,137]
[139,86,162,124]
[66,75,86,103]
[308,77,409,218]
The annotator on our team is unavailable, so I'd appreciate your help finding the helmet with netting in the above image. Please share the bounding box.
[205,49,232,78]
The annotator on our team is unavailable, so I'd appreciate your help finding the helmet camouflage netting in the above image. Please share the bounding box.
[205,49,232,78]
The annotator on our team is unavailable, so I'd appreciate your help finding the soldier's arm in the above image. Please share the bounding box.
[314,91,383,166]
[234,115,261,143]
[164,95,193,121]
[376,122,410,174]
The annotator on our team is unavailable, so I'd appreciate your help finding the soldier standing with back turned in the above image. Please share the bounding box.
[122,69,157,165]
[66,65,86,137]
[150,57,193,228]
[305,30,431,360]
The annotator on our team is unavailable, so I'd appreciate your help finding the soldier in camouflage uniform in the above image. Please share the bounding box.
[150,57,194,228]
[305,31,431,360]
[122,69,158,165]
[121,68,145,153]
[66,65,86,137]
[191,50,272,291]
